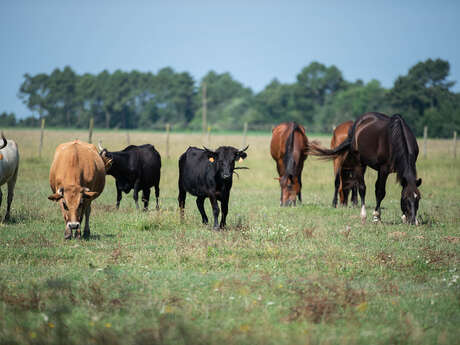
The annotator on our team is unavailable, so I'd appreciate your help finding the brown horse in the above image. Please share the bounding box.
[270,122,309,206]
[309,112,422,225]
[331,120,360,208]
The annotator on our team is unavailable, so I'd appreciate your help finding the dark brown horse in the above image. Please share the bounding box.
[309,112,422,225]
[331,120,360,208]
[270,122,309,206]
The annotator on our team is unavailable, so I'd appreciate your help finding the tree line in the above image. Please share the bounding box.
[3,58,459,137]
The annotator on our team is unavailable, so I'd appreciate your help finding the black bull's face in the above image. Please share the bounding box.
[204,146,248,180]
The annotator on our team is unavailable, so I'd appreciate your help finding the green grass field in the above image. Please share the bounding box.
[0,128,459,345]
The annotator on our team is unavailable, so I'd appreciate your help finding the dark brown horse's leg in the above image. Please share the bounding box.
[342,188,350,207]
[373,169,389,223]
[351,185,358,207]
[358,166,367,223]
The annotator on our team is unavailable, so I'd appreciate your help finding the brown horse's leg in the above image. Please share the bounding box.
[339,172,346,206]
[373,169,389,223]
[332,172,340,207]
[297,173,302,204]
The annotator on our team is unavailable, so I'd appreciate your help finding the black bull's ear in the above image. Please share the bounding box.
[237,145,249,160]
[416,178,422,187]
[203,147,217,162]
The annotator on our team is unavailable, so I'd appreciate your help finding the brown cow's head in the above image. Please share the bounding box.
[277,174,301,207]
[48,186,98,239]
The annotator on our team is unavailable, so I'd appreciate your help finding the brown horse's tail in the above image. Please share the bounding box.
[307,137,351,161]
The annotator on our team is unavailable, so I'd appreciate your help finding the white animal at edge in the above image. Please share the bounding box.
[0,132,19,221]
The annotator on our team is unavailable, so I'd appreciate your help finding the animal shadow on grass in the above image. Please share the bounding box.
[3,207,44,224]
[83,233,115,241]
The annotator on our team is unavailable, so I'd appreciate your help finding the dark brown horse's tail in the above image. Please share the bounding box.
[307,136,351,161]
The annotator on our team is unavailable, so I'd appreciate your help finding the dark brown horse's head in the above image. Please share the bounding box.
[401,178,422,225]
[277,175,300,206]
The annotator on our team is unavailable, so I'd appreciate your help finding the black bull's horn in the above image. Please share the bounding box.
[98,140,104,153]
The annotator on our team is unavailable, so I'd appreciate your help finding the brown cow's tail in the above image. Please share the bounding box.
[307,137,351,161]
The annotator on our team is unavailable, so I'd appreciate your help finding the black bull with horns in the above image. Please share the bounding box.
[178,145,248,229]
[98,142,161,211]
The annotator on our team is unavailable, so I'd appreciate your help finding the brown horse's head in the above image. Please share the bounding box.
[277,175,300,206]
[401,178,422,225]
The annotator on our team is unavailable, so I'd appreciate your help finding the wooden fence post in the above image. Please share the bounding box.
[166,123,170,159]
[423,126,428,159]
[453,131,457,159]
[243,122,248,147]
[88,117,94,143]
[39,118,45,158]
[126,131,130,145]
[207,126,211,146]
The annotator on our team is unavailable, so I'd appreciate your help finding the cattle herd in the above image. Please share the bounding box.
[0,111,423,239]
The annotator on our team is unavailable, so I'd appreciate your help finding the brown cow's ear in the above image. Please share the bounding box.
[48,188,63,202]
[48,193,63,201]
[82,190,98,200]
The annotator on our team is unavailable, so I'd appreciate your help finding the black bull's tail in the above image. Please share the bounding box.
[306,137,352,160]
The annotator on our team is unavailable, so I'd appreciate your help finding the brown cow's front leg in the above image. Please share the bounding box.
[83,205,91,239]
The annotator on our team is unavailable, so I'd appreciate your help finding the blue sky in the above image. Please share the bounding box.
[1,0,459,118]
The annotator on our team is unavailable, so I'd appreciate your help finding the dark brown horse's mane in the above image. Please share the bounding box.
[388,114,419,186]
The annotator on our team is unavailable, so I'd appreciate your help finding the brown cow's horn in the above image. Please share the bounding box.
[0,132,6,150]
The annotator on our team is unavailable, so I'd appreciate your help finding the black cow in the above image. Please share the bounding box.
[178,145,248,229]
[99,142,161,211]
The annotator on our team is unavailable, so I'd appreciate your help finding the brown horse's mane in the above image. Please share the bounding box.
[388,114,419,186]
[283,122,303,179]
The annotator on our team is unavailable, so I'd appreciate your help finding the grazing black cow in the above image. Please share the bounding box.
[99,142,161,211]
[178,145,248,229]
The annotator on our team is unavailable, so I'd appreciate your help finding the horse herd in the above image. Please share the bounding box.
[271,111,422,225]
[0,111,422,239]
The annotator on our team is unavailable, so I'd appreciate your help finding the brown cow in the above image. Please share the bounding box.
[48,140,106,239]
[331,121,359,208]
[270,122,309,206]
